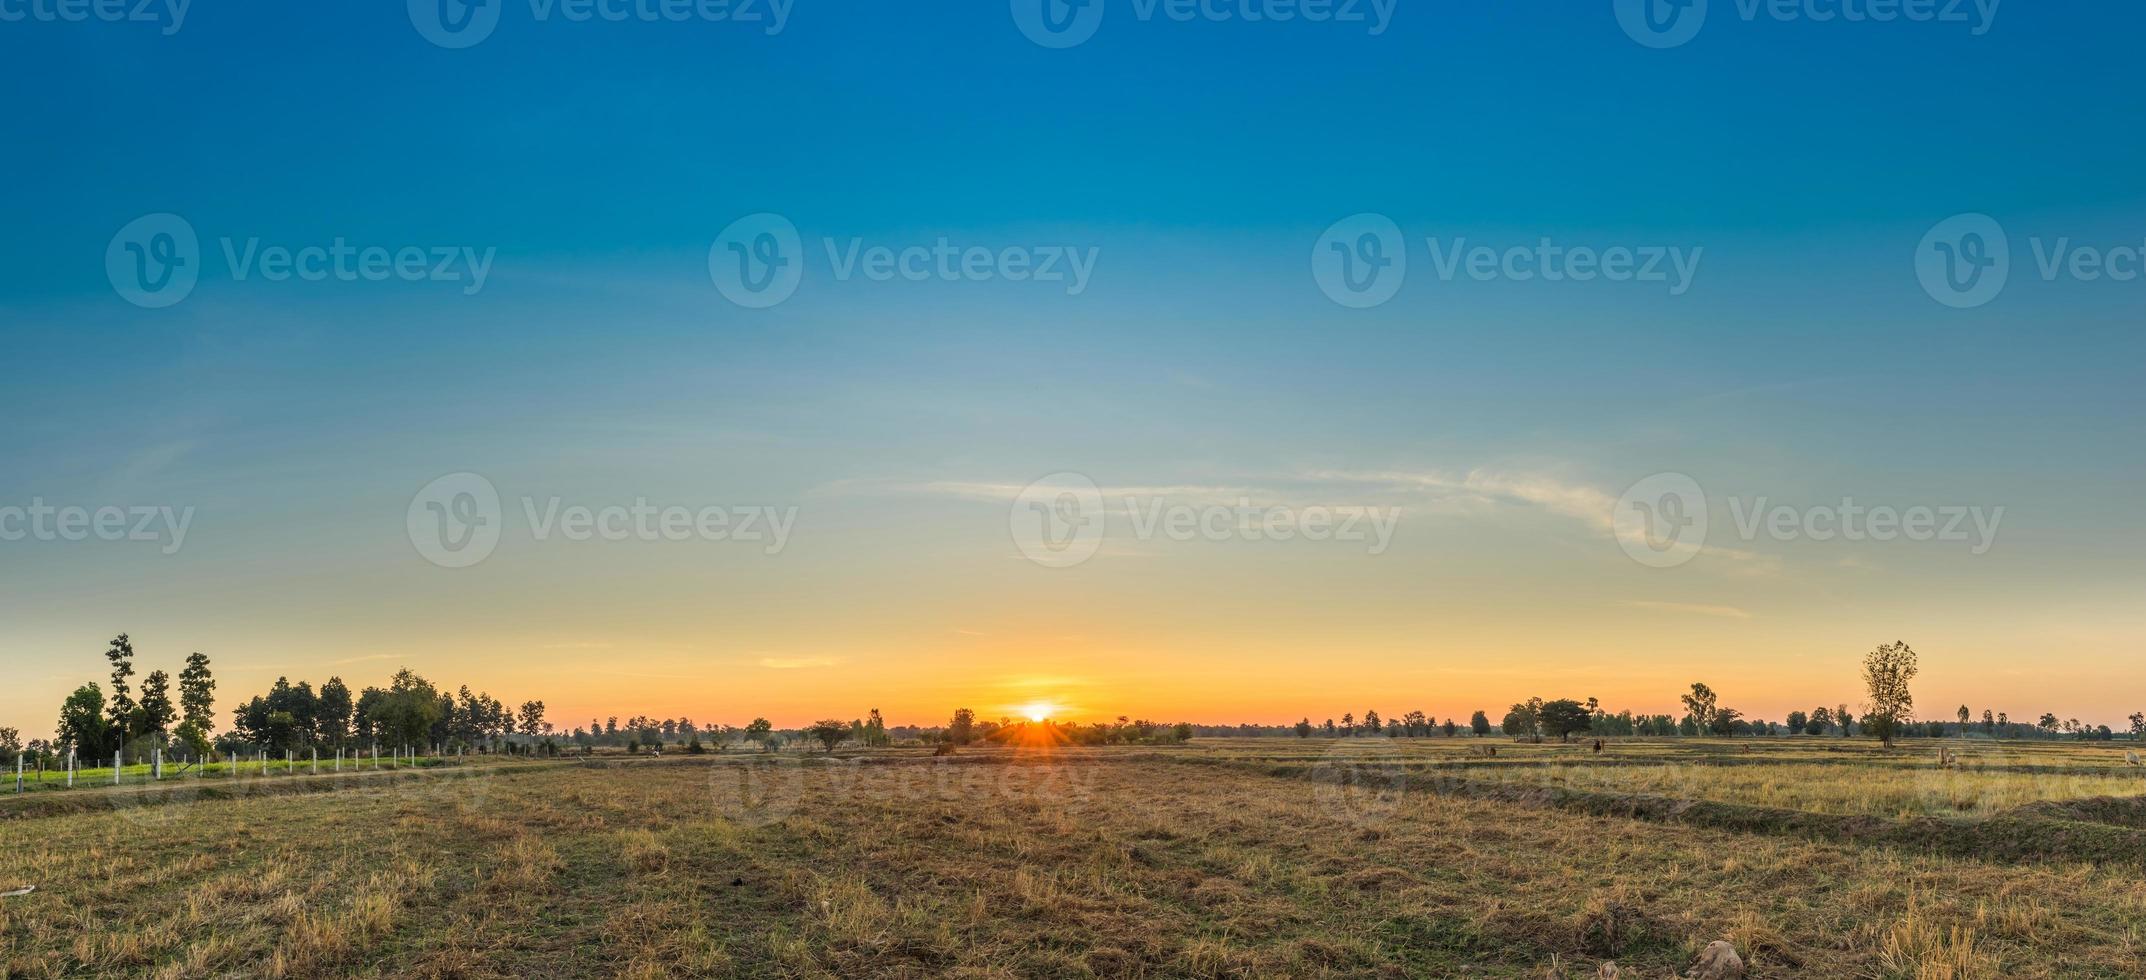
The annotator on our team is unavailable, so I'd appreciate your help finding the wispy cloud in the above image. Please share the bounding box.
[329,653,403,666]
[837,465,1783,573]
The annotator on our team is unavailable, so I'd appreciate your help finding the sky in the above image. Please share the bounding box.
[3,1,2144,735]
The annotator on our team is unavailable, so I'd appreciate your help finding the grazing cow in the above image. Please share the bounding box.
[1592,739,1604,754]
[2125,751,2141,768]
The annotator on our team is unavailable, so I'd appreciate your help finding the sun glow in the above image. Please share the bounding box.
[1023,702,1055,722]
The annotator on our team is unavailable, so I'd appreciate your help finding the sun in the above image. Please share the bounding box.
[1022,702,1055,723]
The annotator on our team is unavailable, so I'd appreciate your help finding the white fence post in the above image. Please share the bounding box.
[114,749,122,785]
[67,749,75,788]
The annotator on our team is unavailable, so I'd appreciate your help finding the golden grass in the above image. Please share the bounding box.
[0,742,2141,977]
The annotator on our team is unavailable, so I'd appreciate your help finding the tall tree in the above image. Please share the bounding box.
[1680,683,1718,734]
[1861,640,1919,748]
[178,652,216,734]
[946,708,975,746]
[105,633,138,737]
[318,677,353,747]
[137,670,176,737]
[1469,710,1492,736]
[519,700,546,738]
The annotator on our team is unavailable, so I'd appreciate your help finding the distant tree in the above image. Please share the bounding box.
[519,700,546,738]
[1341,712,1355,735]
[176,651,215,732]
[318,677,353,747]
[1538,699,1592,742]
[105,634,139,739]
[685,732,705,754]
[1363,710,1382,735]
[1708,707,1743,737]
[1861,640,1919,748]
[2130,712,2145,739]
[1470,710,1491,736]
[138,670,176,738]
[947,708,976,746]
[2038,713,2059,736]
[1680,683,1719,735]
[1957,705,1971,733]
[745,717,773,750]
[56,683,109,757]
[1294,718,1313,738]
[1442,718,1459,737]
[1786,710,1808,735]
[1808,707,1832,736]
[605,717,620,737]
[1836,705,1854,737]
[806,719,849,753]
[372,669,443,750]
[865,708,889,747]
[1502,700,1542,741]
[1172,722,1195,742]
[1982,709,1995,735]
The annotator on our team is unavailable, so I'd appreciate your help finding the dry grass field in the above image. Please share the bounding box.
[4,738,2145,978]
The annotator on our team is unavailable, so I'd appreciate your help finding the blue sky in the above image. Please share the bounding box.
[2,1,2144,729]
